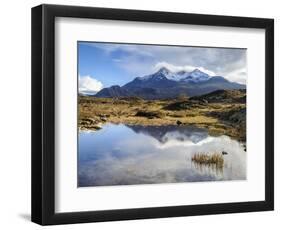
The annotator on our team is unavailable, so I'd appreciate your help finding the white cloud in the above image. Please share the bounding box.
[85,43,154,57]
[154,62,217,76]
[79,75,103,95]
[225,68,247,84]
[113,58,122,63]
[81,42,247,84]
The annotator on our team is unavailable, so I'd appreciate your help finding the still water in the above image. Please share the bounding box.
[78,123,246,187]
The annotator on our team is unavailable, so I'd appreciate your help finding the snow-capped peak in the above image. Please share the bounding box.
[137,67,211,83]
[158,67,170,75]
[140,67,173,81]
[189,69,210,78]
[179,69,210,83]
[156,67,177,80]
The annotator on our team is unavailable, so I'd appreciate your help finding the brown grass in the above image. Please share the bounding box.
[192,153,224,168]
[78,96,246,141]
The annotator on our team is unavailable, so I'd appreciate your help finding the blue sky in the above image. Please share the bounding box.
[78,42,246,94]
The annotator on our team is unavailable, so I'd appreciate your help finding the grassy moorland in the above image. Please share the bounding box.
[79,89,246,142]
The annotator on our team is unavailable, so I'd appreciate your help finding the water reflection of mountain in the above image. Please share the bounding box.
[126,125,209,144]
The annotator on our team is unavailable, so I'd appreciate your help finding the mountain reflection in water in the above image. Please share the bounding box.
[78,123,246,187]
[126,125,209,144]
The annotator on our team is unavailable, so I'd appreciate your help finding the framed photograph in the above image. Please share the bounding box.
[31,4,274,225]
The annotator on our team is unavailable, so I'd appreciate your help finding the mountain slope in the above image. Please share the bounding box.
[95,85,130,98]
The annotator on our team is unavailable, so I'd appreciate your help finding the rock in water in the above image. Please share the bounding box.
[176,120,182,125]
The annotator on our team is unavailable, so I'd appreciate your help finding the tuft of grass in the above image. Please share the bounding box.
[192,153,224,168]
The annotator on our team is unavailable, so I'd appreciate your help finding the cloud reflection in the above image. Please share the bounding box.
[78,124,246,187]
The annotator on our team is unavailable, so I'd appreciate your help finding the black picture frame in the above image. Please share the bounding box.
[31,4,274,225]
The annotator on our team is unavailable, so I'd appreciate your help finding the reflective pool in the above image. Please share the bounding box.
[78,123,246,187]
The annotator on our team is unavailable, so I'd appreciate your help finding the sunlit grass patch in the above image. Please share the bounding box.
[78,96,246,141]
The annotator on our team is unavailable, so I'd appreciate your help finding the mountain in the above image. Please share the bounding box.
[94,85,130,98]
[94,67,246,99]
[125,67,211,84]
[179,68,210,82]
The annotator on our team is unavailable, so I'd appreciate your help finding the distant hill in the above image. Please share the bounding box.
[94,85,130,98]
[94,67,246,99]
[190,89,246,103]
